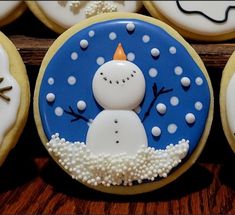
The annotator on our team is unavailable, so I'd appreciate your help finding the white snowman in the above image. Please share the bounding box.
[86,43,147,156]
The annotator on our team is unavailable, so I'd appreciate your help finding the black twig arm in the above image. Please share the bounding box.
[64,106,89,122]
[142,83,173,122]
[0,77,12,102]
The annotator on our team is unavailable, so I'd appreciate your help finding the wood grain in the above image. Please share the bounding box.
[8,35,235,69]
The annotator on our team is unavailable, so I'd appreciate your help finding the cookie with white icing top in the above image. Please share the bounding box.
[0,32,30,166]
[34,13,213,194]
[220,52,235,153]
[26,1,143,33]
[0,1,26,27]
[143,1,235,41]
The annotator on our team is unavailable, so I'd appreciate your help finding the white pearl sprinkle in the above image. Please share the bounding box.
[168,124,177,134]
[48,77,54,85]
[174,66,183,76]
[169,46,177,54]
[71,52,78,60]
[195,101,203,111]
[96,57,105,65]
[126,23,135,32]
[185,113,196,124]
[156,103,167,115]
[151,126,161,137]
[46,134,189,187]
[67,76,77,85]
[80,39,88,49]
[181,77,191,88]
[55,107,63,116]
[151,48,160,58]
[89,30,95,37]
[109,32,117,40]
[46,93,55,103]
[127,53,135,61]
[142,35,150,43]
[195,77,203,86]
[149,68,158,78]
[77,100,86,111]
[170,96,179,106]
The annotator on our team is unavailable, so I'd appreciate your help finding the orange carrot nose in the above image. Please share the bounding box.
[113,43,127,60]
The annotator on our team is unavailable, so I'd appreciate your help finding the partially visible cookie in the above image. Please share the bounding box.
[26,1,143,33]
[220,52,235,153]
[143,1,235,41]
[0,1,26,27]
[0,32,30,166]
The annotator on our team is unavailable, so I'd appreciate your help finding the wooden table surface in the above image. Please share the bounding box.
[0,9,235,215]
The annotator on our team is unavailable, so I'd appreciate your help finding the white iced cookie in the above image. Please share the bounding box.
[26,1,143,33]
[0,1,26,26]
[220,52,235,153]
[144,1,235,41]
[0,32,30,166]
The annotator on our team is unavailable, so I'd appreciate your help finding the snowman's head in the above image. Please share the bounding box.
[92,43,145,110]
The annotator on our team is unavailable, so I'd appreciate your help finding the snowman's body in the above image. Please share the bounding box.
[86,110,147,155]
[86,44,147,156]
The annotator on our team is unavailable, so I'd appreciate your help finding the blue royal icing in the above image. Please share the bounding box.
[39,19,210,155]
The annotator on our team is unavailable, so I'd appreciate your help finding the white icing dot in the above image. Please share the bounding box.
[46,93,55,103]
[97,57,105,65]
[127,53,135,62]
[126,23,135,32]
[195,77,203,86]
[195,101,203,111]
[151,126,161,137]
[170,96,179,106]
[89,30,95,37]
[169,46,177,54]
[55,107,63,116]
[48,77,54,85]
[142,35,150,43]
[174,66,183,76]
[134,106,141,114]
[185,113,196,124]
[168,124,177,134]
[151,48,160,58]
[149,68,158,78]
[71,52,78,60]
[80,39,88,49]
[109,32,117,40]
[67,76,76,85]
[181,77,191,88]
[77,100,86,111]
[156,103,166,115]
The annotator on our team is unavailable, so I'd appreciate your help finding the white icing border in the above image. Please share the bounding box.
[47,133,189,187]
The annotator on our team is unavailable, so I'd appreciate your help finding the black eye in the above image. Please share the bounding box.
[133,70,136,73]
[116,81,119,84]
[131,74,134,77]
[122,79,125,83]
[100,72,103,75]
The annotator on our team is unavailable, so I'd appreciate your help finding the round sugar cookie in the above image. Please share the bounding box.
[143,1,235,41]
[0,1,26,27]
[220,52,235,153]
[26,1,143,33]
[34,12,213,195]
[0,32,30,166]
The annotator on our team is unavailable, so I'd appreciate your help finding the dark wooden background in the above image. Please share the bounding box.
[0,7,235,215]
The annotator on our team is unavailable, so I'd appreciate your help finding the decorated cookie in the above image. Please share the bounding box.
[143,1,235,41]
[0,32,30,166]
[0,1,26,27]
[26,1,143,33]
[220,52,235,153]
[34,13,213,195]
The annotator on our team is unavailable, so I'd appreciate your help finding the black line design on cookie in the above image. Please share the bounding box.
[176,0,235,23]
